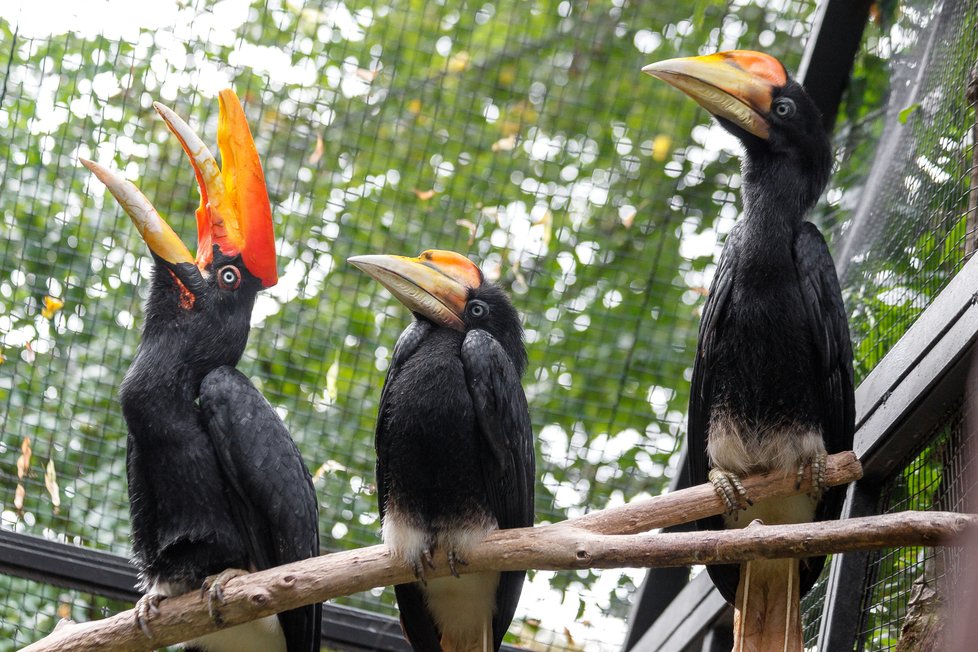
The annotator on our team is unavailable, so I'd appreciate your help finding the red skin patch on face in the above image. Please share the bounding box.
[167,269,196,310]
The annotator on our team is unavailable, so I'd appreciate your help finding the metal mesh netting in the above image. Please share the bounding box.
[798,0,978,646]
[818,0,978,380]
[0,1,820,648]
[856,401,975,651]
[0,576,128,648]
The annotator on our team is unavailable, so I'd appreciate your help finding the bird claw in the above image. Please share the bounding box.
[201,568,250,626]
[803,451,828,499]
[448,550,468,578]
[709,468,752,513]
[134,593,164,639]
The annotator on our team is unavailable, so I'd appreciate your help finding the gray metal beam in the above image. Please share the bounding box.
[797,0,875,131]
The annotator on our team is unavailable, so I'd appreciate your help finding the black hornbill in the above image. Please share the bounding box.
[349,250,535,652]
[643,52,854,650]
[81,90,321,652]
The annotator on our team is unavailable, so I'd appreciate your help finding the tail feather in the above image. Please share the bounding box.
[440,620,492,652]
[733,558,803,652]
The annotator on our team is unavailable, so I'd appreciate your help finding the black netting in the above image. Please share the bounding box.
[855,401,975,651]
[816,0,978,381]
[0,1,822,647]
[0,574,130,652]
[3,0,976,648]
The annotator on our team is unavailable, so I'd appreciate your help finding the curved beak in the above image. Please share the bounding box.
[154,89,278,288]
[642,50,787,139]
[348,250,483,332]
[79,158,205,293]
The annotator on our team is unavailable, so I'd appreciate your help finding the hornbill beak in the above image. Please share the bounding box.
[642,50,787,139]
[80,88,278,291]
[348,250,483,332]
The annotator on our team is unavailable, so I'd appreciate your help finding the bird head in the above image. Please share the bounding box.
[642,50,832,203]
[349,249,526,374]
[82,89,276,369]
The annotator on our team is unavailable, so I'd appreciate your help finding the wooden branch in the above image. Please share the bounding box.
[25,452,865,651]
[562,450,862,534]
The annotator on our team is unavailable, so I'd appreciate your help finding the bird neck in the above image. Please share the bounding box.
[739,151,823,247]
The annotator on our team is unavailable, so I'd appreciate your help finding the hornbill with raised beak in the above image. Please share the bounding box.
[643,52,854,651]
[349,250,535,652]
[81,90,321,652]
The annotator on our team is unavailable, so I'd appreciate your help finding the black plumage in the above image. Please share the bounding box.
[351,251,534,652]
[83,90,320,652]
[645,51,854,650]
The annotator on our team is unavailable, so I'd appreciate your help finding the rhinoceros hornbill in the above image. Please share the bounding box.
[81,90,321,652]
[349,250,535,652]
[643,52,855,651]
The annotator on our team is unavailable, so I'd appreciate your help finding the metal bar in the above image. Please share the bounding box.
[628,572,730,652]
[797,0,875,131]
[814,480,883,650]
[0,531,138,603]
[853,253,978,481]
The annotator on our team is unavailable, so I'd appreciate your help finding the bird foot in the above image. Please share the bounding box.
[799,451,828,499]
[201,568,250,626]
[134,592,165,639]
[709,468,752,513]
[411,547,438,583]
[448,549,469,578]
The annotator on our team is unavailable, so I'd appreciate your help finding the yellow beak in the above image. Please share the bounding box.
[348,250,484,332]
[642,50,788,139]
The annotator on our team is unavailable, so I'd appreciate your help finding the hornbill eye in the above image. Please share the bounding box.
[467,300,490,319]
[217,265,242,290]
[773,97,796,119]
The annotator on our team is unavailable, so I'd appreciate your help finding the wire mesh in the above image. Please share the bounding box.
[0,574,129,652]
[855,400,974,652]
[2,0,974,649]
[815,0,978,381]
[0,1,825,647]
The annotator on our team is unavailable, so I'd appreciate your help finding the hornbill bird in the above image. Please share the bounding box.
[349,250,535,652]
[80,90,321,652]
[643,52,855,651]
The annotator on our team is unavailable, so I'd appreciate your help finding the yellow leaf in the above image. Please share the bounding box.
[45,459,61,511]
[0,350,5,364]
[491,134,517,152]
[447,51,470,74]
[312,459,348,483]
[413,188,436,201]
[17,437,31,479]
[355,67,378,82]
[535,210,553,248]
[499,120,521,138]
[325,353,340,402]
[407,99,422,115]
[14,484,25,511]
[41,295,64,319]
[497,64,516,87]
[308,133,324,165]
[456,219,477,245]
[620,207,637,229]
[652,134,672,162]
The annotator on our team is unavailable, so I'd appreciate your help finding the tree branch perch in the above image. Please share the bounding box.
[26,451,962,652]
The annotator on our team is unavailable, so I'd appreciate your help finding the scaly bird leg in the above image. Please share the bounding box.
[709,467,752,513]
[134,592,165,639]
[201,568,250,625]
[797,450,828,498]
[447,548,469,578]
